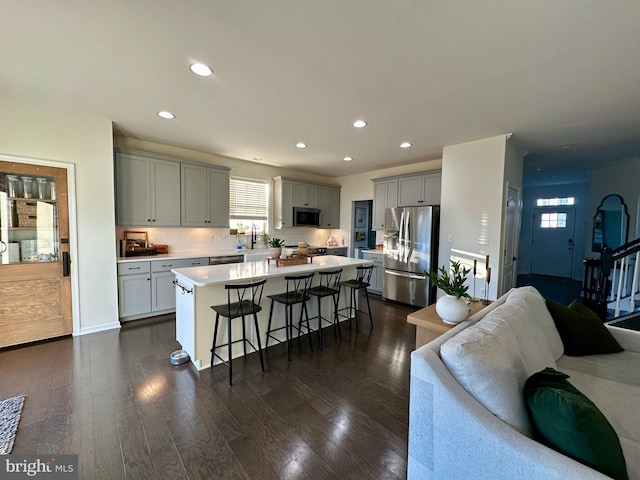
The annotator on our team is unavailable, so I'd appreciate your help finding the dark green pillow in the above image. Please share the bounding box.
[524,368,628,480]
[546,299,623,356]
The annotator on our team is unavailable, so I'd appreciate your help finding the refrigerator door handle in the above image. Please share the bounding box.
[404,210,410,263]
[399,211,405,260]
[385,270,425,280]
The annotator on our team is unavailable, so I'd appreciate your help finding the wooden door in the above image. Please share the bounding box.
[0,161,72,347]
[500,184,520,295]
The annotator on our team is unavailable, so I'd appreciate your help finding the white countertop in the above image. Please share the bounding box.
[361,250,384,255]
[172,255,372,287]
[117,249,267,263]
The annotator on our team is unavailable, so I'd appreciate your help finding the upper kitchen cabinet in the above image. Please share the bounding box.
[181,163,230,227]
[115,151,181,226]
[318,185,340,228]
[397,172,441,207]
[273,176,340,229]
[294,182,318,208]
[372,178,398,230]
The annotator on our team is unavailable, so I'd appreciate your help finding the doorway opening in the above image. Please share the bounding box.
[351,200,375,258]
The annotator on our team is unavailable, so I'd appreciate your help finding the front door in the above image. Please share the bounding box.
[0,160,72,347]
[531,206,575,277]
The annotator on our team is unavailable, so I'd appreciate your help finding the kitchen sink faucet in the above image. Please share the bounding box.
[250,224,257,250]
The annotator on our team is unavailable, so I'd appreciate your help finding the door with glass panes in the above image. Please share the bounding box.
[0,160,71,347]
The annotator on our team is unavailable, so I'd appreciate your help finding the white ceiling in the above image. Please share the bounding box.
[2,1,640,181]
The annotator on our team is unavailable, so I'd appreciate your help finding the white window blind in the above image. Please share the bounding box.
[229,177,268,221]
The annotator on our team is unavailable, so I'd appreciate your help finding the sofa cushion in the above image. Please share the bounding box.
[546,300,624,356]
[441,317,534,436]
[508,286,564,360]
[524,368,629,480]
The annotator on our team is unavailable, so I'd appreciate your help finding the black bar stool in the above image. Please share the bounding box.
[210,278,267,386]
[308,268,343,348]
[266,273,314,361]
[338,265,374,333]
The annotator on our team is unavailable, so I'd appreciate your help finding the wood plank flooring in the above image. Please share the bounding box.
[0,293,417,480]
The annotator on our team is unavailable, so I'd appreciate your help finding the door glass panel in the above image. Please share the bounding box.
[1,171,59,264]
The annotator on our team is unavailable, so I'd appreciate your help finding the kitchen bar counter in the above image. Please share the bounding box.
[116,249,266,263]
[172,256,372,370]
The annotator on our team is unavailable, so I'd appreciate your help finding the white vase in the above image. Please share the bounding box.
[436,295,469,325]
[269,247,282,259]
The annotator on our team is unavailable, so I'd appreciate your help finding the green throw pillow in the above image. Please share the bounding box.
[524,368,629,480]
[546,299,623,356]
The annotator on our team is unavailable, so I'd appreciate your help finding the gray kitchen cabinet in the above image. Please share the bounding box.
[294,182,318,207]
[115,152,181,226]
[327,246,347,256]
[362,251,384,294]
[118,261,152,318]
[273,177,340,229]
[397,172,441,207]
[118,257,209,320]
[372,178,398,230]
[318,185,340,228]
[181,163,230,227]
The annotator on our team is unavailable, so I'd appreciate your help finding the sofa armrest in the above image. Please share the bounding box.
[408,343,611,480]
[607,325,640,352]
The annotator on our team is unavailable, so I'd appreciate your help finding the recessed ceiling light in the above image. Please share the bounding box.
[352,120,367,128]
[157,111,175,119]
[190,63,213,77]
[343,157,353,162]
[296,142,307,148]
[400,142,412,148]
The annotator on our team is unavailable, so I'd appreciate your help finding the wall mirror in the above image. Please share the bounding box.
[592,194,629,252]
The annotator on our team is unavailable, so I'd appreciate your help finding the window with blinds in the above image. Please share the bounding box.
[229,177,269,232]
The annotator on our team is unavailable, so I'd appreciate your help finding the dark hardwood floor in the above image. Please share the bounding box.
[0,293,417,480]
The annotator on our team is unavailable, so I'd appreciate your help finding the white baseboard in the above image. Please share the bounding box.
[76,321,121,336]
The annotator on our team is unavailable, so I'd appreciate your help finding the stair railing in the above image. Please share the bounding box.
[598,237,640,319]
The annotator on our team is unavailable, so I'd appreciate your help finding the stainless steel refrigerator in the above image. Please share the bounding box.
[383,206,439,307]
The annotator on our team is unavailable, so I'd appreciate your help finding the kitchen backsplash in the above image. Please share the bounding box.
[115,227,350,254]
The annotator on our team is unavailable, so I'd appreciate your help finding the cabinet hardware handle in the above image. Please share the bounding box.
[147,219,151,222]
[162,264,172,267]
[147,278,150,281]
[130,266,141,270]
[63,252,70,277]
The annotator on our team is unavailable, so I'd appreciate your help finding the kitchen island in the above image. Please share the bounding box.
[172,255,372,370]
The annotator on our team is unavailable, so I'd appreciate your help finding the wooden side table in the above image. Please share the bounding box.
[407,301,488,349]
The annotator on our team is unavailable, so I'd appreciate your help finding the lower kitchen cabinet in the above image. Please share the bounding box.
[118,272,152,318]
[362,251,384,294]
[118,257,208,321]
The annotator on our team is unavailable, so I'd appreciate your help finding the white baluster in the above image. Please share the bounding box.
[615,257,626,318]
[630,252,639,313]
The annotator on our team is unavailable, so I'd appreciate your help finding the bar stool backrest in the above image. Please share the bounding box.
[356,265,374,287]
[317,269,343,293]
[283,273,315,304]
[225,278,267,316]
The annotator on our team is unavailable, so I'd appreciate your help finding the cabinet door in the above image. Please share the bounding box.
[208,167,230,227]
[373,179,397,230]
[374,262,384,292]
[318,186,340,228]
[181,164,208,226]
[280,179,294,228]
[398,175,423,207]
[293,182,318,207]
[421,173,442,205]
[118,273,151,317]
[151,159,181,226]
[151,271,176,312]
[116,153,151,225]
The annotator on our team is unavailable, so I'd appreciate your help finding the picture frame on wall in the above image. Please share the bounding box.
[355,207,366,228]
[355,231,366,241]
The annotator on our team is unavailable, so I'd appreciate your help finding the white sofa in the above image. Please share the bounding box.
[408,286,640,479]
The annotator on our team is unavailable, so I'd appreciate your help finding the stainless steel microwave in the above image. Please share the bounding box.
[293,207,321,227]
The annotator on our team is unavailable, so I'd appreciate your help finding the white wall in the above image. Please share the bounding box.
[587,156,640,256]
[439,135,515,301]
[0,96,118,334]
[518,182,589,281]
